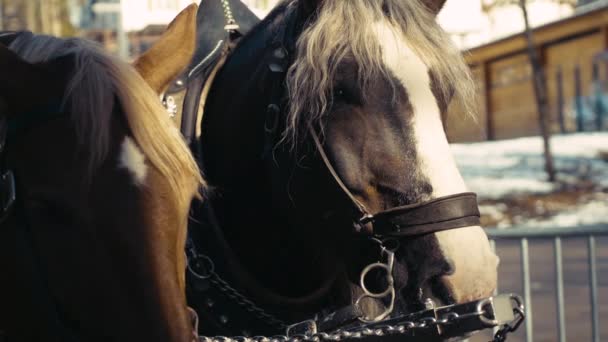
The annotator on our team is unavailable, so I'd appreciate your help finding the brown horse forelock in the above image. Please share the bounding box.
[0,35,199,342]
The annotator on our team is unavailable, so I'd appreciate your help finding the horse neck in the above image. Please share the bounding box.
[199,15,345,311]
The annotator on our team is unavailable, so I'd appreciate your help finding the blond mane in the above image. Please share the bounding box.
[9,33,203,211]
[285,0,476,145]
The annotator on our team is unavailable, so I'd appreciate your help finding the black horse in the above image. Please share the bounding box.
[185,0,499,338]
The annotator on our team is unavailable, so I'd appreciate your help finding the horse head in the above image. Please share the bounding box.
[195,0,498,336]
[0,5,203,341]
[287,0,498,309]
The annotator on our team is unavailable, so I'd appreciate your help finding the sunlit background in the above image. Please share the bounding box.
[0,0,585,56]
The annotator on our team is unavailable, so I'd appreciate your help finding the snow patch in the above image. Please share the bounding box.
[452,133,608,200]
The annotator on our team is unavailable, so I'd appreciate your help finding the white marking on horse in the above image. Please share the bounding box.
[374,21,499,302]
[118,137,148,187]
[373,21,467,197]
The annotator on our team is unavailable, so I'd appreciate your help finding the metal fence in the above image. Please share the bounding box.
[486,224,607,342]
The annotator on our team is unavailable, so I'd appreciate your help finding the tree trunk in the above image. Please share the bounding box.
[519,0,556,182]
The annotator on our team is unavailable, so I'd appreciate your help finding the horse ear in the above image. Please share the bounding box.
[421,0,447,15]
[132,3,198,94]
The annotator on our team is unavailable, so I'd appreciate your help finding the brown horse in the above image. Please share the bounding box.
[0,5,204,341]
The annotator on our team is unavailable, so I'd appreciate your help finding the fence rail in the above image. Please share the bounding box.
[486,224,607,342]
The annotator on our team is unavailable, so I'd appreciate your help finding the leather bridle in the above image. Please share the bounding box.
[262,2,481,241]
[308,126,481,237]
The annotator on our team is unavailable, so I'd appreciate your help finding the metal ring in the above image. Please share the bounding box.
[187,253,215,280]
[359,262,393,298]
[356,287,396,323]
[476,297,496,326]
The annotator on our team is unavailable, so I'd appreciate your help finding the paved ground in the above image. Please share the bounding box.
[470,236,608,342]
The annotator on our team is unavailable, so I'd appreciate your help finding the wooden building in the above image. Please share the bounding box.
[447,4,608,142]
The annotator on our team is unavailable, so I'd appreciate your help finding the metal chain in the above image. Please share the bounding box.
[189,239,523,342]
[220,0,237,27]
[491,307,525,342]
[207,272,287,329]
[186,245,286,329]
[198,309,486,342]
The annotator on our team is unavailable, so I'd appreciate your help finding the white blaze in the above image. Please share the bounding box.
[118,137,148,187]
[373,21,466,196]
[373,21,498,302]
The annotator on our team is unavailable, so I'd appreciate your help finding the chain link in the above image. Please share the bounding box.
[198,309,470,342]
[207,272,287,329]
[187,242,286,330]
[220,0,236,26]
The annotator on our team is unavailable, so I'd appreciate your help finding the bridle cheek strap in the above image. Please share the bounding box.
[308,125,480,237]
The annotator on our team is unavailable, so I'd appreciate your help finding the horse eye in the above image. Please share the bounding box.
[333,86,362,106]
[334,88,347,101]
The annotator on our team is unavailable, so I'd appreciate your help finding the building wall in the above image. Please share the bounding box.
[545,32,605,132]
[0,0,73,35]
[447,6,608,142]
[447,66,489,142]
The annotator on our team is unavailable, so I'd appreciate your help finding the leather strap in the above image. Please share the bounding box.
[308,125,481,237]
[308,125,370,220]
[373,193,481,237]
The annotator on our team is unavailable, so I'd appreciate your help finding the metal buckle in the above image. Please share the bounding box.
[224,24,240,31]
[162,95,178,118]
[489,294,526,342]
[286,319,317,337]
[0,170,16,224]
